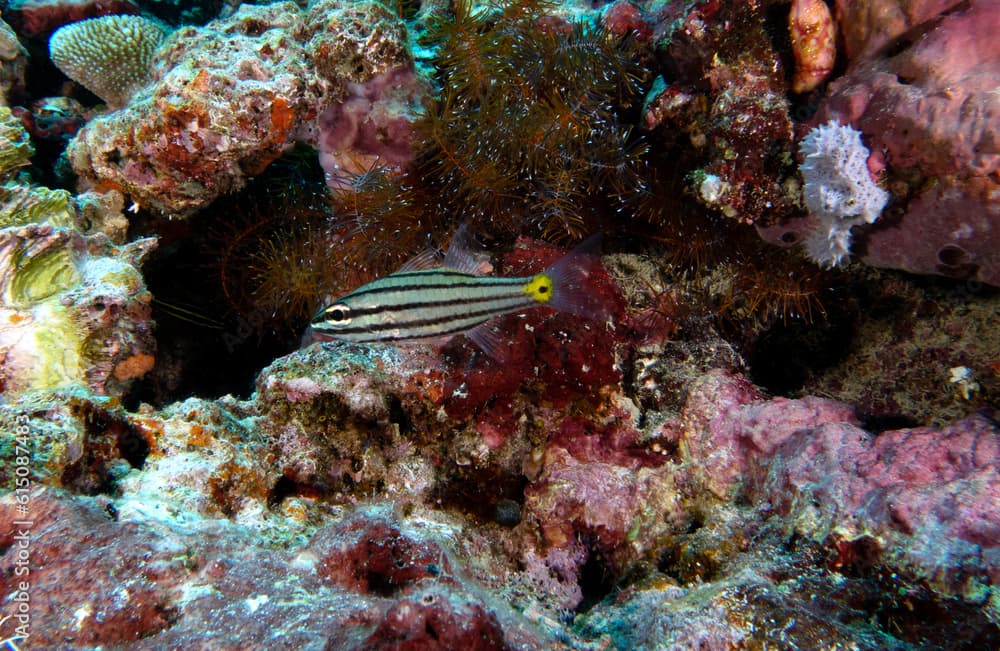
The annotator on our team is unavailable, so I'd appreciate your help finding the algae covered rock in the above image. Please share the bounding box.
[0,18,27,106]
[0,387,149,492]
[0,105,81,230]
[0,224,156,398]
[0,180,77,229]
[0,106,32,174]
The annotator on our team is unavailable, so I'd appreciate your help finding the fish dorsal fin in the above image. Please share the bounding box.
[397,247,442,272]
[442,223,491,276]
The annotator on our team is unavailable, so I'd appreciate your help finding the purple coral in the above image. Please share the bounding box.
[799,120,889,267]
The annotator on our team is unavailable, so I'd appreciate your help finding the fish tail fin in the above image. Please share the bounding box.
[541,234,611,324]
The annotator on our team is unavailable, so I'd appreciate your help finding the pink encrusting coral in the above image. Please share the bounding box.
[314,66,428,188]
[65,0,424,217]
[674,370,1000,605]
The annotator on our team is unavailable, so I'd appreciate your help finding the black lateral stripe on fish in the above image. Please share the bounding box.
[310,226,609,359]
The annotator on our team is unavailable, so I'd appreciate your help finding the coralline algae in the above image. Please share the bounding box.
[2,348,997,647]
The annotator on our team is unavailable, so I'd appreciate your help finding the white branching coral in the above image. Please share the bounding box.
[49,15,166,109]
[799,120,889,268]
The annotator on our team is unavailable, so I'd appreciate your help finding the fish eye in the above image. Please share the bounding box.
[325,303,351,325]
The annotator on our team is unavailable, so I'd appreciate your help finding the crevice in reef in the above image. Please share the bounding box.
[126,150,329,406]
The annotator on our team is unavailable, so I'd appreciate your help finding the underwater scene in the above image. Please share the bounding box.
[0,0,997,648]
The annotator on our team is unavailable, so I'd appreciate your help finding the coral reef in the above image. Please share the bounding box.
[65,0,417,217]
[0,388,148,492]
[2,353,997,648]
[0,490,557,649]
[10,96,86,143]
[796,275,1000,425]
[2,104,128,238]
[0,110,78,229]
[834,0,965,62]
[0,0,997,649]
[0,224,155,397]
[764,0,1000,285]
[49,15,168,109]
[642,0,998,286]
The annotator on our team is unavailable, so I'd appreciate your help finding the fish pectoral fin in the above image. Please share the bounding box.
[466,321,509,361]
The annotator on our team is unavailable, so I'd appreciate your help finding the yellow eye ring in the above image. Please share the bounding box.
[523,274,553,303]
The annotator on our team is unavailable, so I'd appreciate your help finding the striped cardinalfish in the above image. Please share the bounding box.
[310,226,610,359]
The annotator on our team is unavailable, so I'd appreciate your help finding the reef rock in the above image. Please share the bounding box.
[4,359,998,648]
[65,0,420,217]
[643,0,799,224]
[0,388,149,493]
[0,488,556,649]
[0,224,156,397]
[0,18,28,106]
[675,369,1000,613]
[766,0,1000,285]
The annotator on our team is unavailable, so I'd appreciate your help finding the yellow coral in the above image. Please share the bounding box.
[49,15,167,108]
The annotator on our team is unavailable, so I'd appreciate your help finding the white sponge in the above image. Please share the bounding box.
[799,121,889,267]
